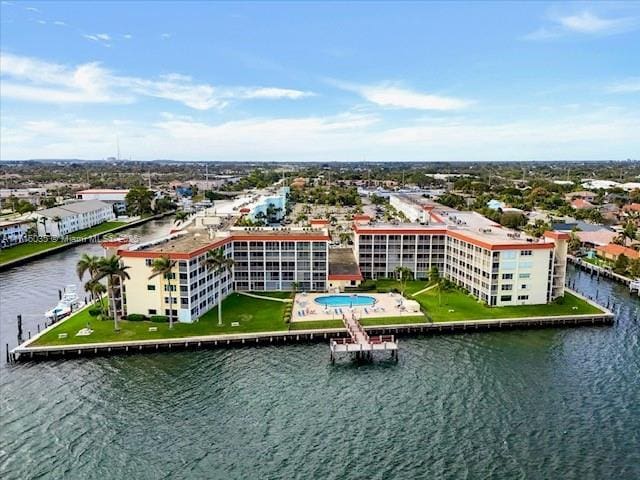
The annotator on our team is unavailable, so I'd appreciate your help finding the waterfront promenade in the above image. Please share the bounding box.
[8,289,613,362]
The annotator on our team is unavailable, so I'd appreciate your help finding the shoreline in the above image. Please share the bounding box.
[8,289,613,362]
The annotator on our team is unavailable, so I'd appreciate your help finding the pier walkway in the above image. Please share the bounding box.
[329,310,398,362]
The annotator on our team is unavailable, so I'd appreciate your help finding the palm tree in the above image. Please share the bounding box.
[395,266,413,297]
[84,279,107,313]
[51,215,63,236]
[621,220,637,246]
[203,249,235,326]
[429,266,442,306]
[77,253,102,302]
[149,256,177,328]
[174,210,189,225]
[38,217,48,236]
[94,255,131,331]
[76,253,101,281]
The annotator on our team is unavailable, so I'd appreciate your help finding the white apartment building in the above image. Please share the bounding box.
[0,219,31,247]
[31,200,115,236]
[76,189,129,214]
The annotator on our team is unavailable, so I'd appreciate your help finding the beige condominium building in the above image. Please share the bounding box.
[109,226,330,323]
[106,203,568,323]
[353,205,568,307]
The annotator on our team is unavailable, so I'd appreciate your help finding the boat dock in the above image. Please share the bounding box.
[568,255,640,296]
[329,311,398,362]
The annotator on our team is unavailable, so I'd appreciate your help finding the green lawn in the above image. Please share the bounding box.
[33,293,288,346]
[0,221,127,265]
[583,256,613,269]
[249,291,293,299]
[65,221,127,240]
[359,278,429,295]
[0,241,63,264]
[413,288,602,322]
[32,280,604,347]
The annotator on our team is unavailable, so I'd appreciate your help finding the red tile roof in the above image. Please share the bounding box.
[595,243,640,259]
[571,198,594,209]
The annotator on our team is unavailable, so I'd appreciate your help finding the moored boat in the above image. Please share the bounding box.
[45,285,85,321]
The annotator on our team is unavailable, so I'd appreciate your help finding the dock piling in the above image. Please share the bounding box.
[17,314,23,344]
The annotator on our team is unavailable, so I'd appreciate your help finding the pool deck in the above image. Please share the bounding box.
[291,292,423,322]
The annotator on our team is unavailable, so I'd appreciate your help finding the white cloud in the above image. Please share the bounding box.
[606,78,640,94]
[25,6,40,13]
[53,21,67,26]
[558,11,634,34]
[335,81,470,110]
[160,33,172,39]
[123,34,132,39]
[233,87,315,100]
[524,10,638,40]
[522,27,562,41]
[0,52,314,110]
[36,19,46,25]
[2,110,637,162]
[83,33,111,46]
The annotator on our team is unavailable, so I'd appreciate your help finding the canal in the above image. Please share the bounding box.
[0,235,638,478]
[0,217,175,358]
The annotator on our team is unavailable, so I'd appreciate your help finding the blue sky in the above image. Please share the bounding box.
[1,1,639,161]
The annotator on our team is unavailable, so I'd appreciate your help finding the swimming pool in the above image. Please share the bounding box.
[314,295,376,307]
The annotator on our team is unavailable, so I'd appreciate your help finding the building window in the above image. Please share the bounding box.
[519,273,531,279]
[148,309,157,315]
[500,295,512,302]
[501,284,513,291]
[521,284,528,290]
[521,250,532,256]
[501,273,513,280]
[145,259,153,266]
[517,295,529,300]
[147,285,156,291]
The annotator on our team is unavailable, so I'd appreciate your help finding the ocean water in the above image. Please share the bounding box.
[1,234,639,479]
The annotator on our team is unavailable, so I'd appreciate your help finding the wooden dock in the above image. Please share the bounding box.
[329,311,398,362]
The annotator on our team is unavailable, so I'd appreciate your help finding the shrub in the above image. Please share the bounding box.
[150,315,169,323]
[126,313,147,322]
[88,307,102,317]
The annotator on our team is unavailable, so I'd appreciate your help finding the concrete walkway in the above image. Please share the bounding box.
[238,291,293,303]
[412,284,437,297]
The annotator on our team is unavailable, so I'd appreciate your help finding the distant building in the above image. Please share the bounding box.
[0,219,31,247]
[565,191,597,202]
[30,200,115,236]
[620,182,640,192]
[0,188,47,206]
[623,203,640,214]
[596,243,640,261]
[575,230,617,248]
[581,180,620,190]
[76,189,129,214]
[487,199,506,210]
[571,198,594,210]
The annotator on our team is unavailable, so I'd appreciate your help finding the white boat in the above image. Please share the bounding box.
[45,285,85,321]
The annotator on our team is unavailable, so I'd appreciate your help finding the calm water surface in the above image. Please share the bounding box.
[1,230,639,479]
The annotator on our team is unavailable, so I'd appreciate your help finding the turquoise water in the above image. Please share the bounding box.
[315,294,376,307]
[1,260,639,479]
